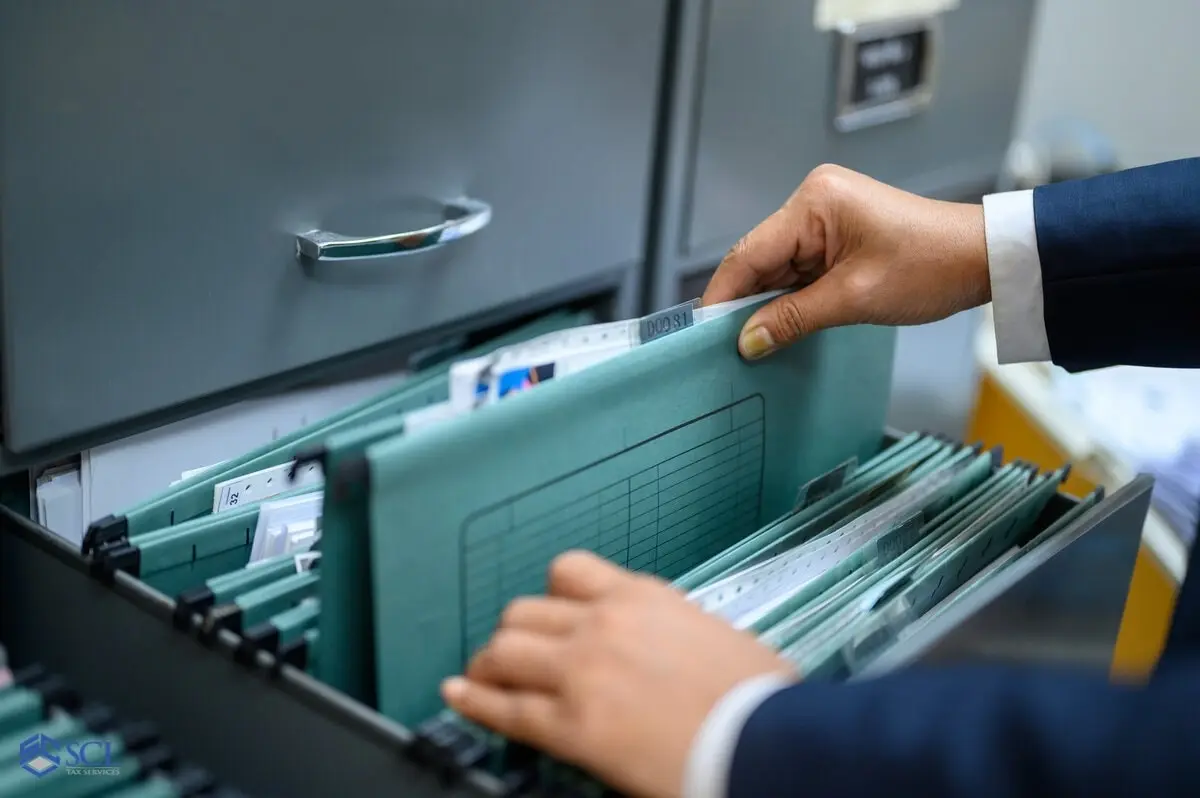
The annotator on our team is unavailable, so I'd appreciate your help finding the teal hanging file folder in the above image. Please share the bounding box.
[314,413,409,703]
[89,310,593,549]
[362,301,897,725]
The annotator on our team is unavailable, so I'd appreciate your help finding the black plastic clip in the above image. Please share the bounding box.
[410,715,491,786]
[289,447,327,483]
[91,542,141,582]
[275,637,309,675]
[115,720,161,753]
[199,604,243,643]
[32,675,80,715]
[77,703,117,734]
[498,743,541,797]
[173,587,216,631]
[234,622,280,667]
[81,514,129,557]
[330,456,371,503]
[134,745,177,778]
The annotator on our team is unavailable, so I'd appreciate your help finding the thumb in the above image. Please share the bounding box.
[737,282,847,359]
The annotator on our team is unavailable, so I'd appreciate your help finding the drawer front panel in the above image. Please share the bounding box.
[682,0,1034,256]
[0,0,666,452]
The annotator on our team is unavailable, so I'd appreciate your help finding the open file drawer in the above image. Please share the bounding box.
[0,434,1152,798]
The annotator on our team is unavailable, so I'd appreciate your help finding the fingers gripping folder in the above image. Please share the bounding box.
[73,288,1143,791]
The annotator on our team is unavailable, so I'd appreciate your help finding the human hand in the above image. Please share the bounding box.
[441,551,795,798]
[702,164,991,359]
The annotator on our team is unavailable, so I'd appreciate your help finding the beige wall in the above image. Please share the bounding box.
[1015,0,1200,167]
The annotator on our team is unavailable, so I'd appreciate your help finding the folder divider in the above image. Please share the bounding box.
[717,441,971,582]
[697,446,987,624]
[759,562,881,650]
[683,437,952,598]
[797,467,1070,679]
[674,432,935,590]
[737,449,999,632]
[1015,485,1105,558]
[769,463,1033,652]
[912,472,1050,581]
[891,485,1105,643]
[757,462,1028,649]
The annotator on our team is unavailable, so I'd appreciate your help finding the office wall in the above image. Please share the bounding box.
[889,0,1200,438]
[1015,0,1200,168]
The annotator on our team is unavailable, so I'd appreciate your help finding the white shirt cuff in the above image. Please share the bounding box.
[982,190,1051,364]
[682,672,795,798]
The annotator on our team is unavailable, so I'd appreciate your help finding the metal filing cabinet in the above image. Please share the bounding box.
[0,0,668,471]
[0,2,1156,796]
[649,0,1037,303]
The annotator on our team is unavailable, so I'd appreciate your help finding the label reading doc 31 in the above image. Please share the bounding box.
[639,303,696,343]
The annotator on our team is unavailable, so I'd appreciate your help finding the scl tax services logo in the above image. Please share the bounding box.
[18,733,120,778]
[19,733,59,777]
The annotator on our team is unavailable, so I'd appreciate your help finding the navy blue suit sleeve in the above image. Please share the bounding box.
[728,661,1200,798]
[1034,157,1200,371]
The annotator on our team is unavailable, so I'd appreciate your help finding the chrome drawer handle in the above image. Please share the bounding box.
[295,197,492,262]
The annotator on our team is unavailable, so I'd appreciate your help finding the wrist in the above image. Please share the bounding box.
[944,201,991,308]
[682,673,796,798]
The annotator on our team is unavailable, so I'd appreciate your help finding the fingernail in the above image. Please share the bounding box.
[739,326,775,360]
[441,677,467,702]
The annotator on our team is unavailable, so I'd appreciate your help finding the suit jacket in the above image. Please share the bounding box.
[728,158,1200,798]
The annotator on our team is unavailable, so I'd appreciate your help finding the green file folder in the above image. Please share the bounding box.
[204,571,319,638]
[674,431,940,591]
[92,311,593,548]
[108,485,317,598]
[759,462,1031,651]
[239,598,322,664]
[362,301,897,725]
[313,414,409,703]
[730,448,996,634]
[794,467,1069,679]
[187,552,302,608]
[894,486,1105,639]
